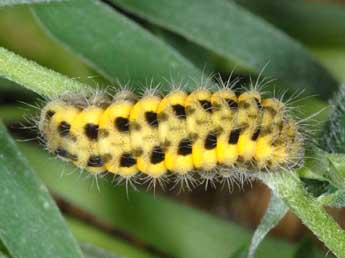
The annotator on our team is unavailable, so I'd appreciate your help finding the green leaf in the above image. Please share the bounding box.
[230,247,248,258]
[311,48,345,81]
[67,217,160,258]
[151,27,214,72]
[0,250,9,258]
[0,104,36,124]
[0,47,90,97]
[299,152,345,205]
[109,0,338,99]
[0,0,63,6]
[248,194,288,258]
[300,178,334,198]
[18,143,296,258]
[300,148,345,189]
[0,242,10,258]
[293,239,315,258]
[236,0,345,47]
[0,7,101,84]
[32,0,202,90]
[262,172,345,258]
[321,86,345,153]
[0,78,35,96]
[327,153,345,184]
[0,122,84,258]
[318,189,345,208]
[328,190,345,208]
[293,238,330,258]
[81,244,122,258]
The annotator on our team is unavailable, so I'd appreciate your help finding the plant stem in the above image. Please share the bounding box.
[0,47,89,98]
[262,172,345,258]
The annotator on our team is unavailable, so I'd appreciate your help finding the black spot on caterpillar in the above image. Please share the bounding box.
[45,110,55,120]
[172,104,186,119]
[178,138,192,156]
[204,131,217,150]
[120,153,136,167]
[251,128,261,141]
[84,123,99,140]
[115,117,130,132]
[55,147,77,161]
[58,121,71,137]
[150,146,165,164]
[87,155,104,167]
[225,99,238,109]
[199,100,213,113]
[229,129,241,144]
[145,111,159,128]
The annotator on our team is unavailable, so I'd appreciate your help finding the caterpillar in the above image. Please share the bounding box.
[38,85,304,189]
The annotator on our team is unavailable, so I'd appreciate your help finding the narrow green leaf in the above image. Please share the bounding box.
[230,247,248,258]
[236,0,345,47]
[0,47,90,97]
[67,217,160,258]
[293,238,324,258]
[311,48,345,81]
[152,28,214,72]
[0,104,36,124]
[299,152,345,205]
[81,244,121,258]
[300,178,334,199]
[0,0,64,6]
[110,0,338,98]
[0,78,36,96]
[0,242,10,258]
[300,148,345,189]
[18,143,296,258]
[32,0,202,90]
[321,86,345,153]
[327,153,345,184]
[0,122,84,258]
[0,7,101,84]
[318,189,345,208]
[328,190,345,208]
[248,194,288,258]
[262,172,345,258]
[0,250,9,258]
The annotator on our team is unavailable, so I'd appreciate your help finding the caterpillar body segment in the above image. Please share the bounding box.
[157,90,193,175]
[39,87,304,186]
[211,89,239,167]
[129,95,165,177]
[98,97,137,177]
[185,89,217,171]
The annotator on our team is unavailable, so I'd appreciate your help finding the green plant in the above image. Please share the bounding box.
[1,1,345,258]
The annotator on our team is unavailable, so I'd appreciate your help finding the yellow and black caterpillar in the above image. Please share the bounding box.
[39,87,303,186]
